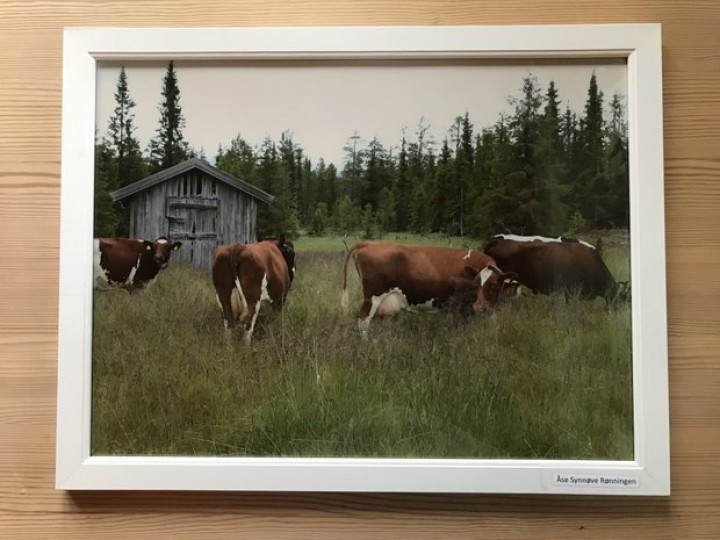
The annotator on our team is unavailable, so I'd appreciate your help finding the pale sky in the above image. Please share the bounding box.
[96,60,627,168]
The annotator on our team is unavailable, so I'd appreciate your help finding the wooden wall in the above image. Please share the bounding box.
[1,1,718,538]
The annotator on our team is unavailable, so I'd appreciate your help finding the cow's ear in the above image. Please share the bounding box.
[143,240,153,251]
[171,241,182,251]
[464,266,479,279]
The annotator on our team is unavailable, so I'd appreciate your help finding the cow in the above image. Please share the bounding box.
[482,234,629,307]
[212,238,296,343]
[341,242,519,338]
[94,236,182,292]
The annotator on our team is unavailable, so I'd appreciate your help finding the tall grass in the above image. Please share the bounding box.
[91,238,633,459]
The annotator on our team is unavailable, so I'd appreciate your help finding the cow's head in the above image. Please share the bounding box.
[464,264,520,313]
[276,237,296,282]
[145,236,182,269]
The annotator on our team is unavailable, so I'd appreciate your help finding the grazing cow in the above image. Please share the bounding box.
[212,238,296,343]
[482,234,629,307]
[341,242,519,337]
[94,236,182,292]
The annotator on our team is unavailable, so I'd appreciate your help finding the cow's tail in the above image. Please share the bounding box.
[341,243,364,313]
[228,243,245,275]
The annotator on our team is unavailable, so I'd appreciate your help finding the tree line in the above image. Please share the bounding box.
[95,63,629,241]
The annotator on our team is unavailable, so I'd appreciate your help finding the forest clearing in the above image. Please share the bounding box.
[91,232,633,460]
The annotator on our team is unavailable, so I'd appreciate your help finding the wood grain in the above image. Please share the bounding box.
[1,0,719,538]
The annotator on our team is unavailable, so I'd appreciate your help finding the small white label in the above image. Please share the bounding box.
[552,473,640,489]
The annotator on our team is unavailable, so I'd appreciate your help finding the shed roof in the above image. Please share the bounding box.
[110,158,275,204]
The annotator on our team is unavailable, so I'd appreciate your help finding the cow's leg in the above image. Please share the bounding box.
[239,273,269,344]
[214,290,235,344]
[356,297,374,340]
[357,290,401,340]
[241,305,258,344]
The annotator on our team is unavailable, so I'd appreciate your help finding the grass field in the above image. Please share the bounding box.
[91,232,633,459]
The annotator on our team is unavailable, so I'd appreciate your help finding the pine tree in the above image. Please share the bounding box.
[543,81,564,167]
[318,161,339,218]
[148,61,189,173]
[394,136,410,231]
[363,137,393,209]
[94,139,120,237]
[477,75,565,237]
[605,93,630,228]
[406,118,436,234]
[297,157,315,226]
[105,67,146,235]
[215,134,257,182]
[342,132,365,204]
[254,137,298,239]
[455,112,474,236]
[376,186,396,234]
[466,129,495,237]
[432,139,455,234]
[335,195,361,234]
[309,202,330,236]
[577,73,608,227]
[107,67,146,188]
[278,131,302,221]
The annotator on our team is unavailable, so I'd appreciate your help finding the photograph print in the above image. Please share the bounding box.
[91,57,632,461]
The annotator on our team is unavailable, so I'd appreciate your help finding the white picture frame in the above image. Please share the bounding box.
[57,24,668,495]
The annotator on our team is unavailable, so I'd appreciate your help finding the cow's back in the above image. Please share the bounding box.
[238,242,292,302]
[351,242,494,304]
[484,238,615,297]
[96,238,145,286]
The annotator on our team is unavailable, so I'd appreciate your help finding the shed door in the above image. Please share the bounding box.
[166,196,219,269]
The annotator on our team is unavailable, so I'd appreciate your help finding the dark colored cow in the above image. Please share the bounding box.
[94,236,181,292]
[341,242,519,337]
[212,238,295,343]
[482,234,629,307]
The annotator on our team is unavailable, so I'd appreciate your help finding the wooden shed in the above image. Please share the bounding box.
[110,158,274,270]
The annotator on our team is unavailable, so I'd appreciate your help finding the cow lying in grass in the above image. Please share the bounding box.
[341,241,519,338]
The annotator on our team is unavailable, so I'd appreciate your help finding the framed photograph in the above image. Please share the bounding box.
[57,24,668,494]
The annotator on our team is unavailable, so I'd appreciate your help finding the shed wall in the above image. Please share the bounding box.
[126,169,259,271]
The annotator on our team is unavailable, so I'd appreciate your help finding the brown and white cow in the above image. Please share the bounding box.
[94,236,182,292]
[482,234,629,307]
[212,238,296,343]
[341,242,519,337]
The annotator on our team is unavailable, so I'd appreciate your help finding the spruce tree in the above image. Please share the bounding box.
[106,68,146,235]
[215,134,257,183]
[363,137,393,209]
[477,75,565,236]
[148,61,189,173]
[107,66,146,189]
[455,112,474,236]
[432,139,455,234]
[543,81,564,168]
[254,137,298,239]
[605,93,630,228]
[342,132,365,204]
[577,73,608,227]
[94,139,120,237]
[376,186,396,234]
[394,136,410,231]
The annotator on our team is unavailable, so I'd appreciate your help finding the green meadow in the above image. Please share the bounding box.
[91,233,633,460]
